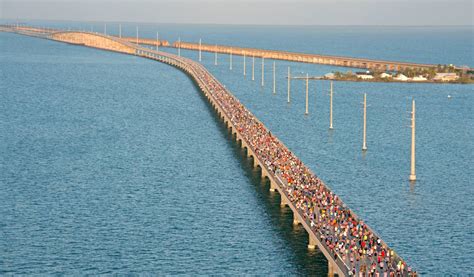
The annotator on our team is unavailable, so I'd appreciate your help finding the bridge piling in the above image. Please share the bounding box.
[261,57,265,87]
[292,212,300,225]
[269,180,276,192]
[362,93,368,151]
[280,197,288,207]
[328,261,335,277]
[308,233,317,250]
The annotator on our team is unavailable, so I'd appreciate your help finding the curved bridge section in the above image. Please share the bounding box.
[50,31,136,55]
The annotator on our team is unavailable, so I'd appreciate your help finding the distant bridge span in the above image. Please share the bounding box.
[174,41,440,72]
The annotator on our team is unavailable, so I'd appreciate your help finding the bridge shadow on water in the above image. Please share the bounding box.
[192,80,329,276]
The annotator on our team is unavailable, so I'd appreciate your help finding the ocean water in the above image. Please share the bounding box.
[1,23,473,275]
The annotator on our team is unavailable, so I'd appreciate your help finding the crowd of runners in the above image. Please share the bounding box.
[150,50,417,277]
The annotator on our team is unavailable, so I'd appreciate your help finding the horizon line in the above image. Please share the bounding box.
[2,18,473,28]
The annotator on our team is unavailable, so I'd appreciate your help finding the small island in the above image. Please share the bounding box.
[323,65,474,84]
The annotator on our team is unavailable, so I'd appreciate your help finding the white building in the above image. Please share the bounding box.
[357,74,374,80]
[411,75,428,81]
[433,73,459,81]
[394,74,409,81]
[380,72,392,78]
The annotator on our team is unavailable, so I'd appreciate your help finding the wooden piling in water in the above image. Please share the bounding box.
[305,73,309,115]
[329,81,334,130]
[273,61,276,94]
[362,93,368,151]
[243,53,246,76]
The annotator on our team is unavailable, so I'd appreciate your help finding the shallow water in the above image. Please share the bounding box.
[1,23,473,275]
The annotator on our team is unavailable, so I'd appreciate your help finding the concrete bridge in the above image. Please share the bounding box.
[2,26,416,276]
[1,24,461,72]
[174,41,438,72]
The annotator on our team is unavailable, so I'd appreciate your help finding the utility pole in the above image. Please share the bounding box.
[305,73,309,115]
[136,26,138,45]
[273,61,276,94]
[252,55,255,81]
[199,38,202,61]
[243,53,246,76]
[178,37,181,56]
[287,67,291,103]
[214,45,217,65]
[362,93,368,151]
[329,81,334,130]
[156,32,159,51]
[409,99,417,181]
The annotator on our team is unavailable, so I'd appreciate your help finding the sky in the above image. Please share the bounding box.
[1,0,473,26]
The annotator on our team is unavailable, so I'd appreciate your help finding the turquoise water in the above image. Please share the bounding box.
[1,23,474,275]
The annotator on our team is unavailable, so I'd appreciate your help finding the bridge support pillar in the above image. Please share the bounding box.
[308,234,317,250]
[328,260,335,277]
[269,181,276,192]
[252,156,257,168]
[280,197,287,207]
[292,212,300,225]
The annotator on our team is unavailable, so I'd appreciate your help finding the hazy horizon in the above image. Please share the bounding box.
[1,0,473,26]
